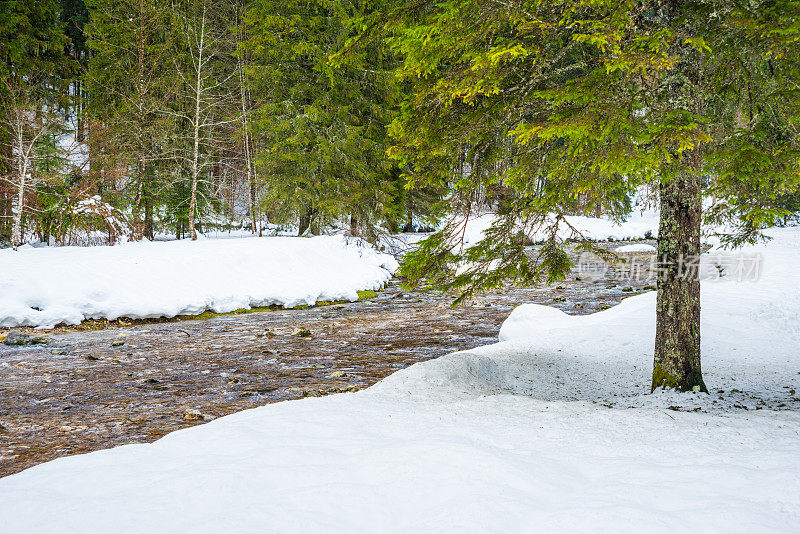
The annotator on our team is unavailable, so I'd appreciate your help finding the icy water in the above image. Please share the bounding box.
[0,245,658,477]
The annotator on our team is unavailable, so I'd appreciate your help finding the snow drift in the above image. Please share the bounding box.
[0,235,398,328]
[0,229,798,533]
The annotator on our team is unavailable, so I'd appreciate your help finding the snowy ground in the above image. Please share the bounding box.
[0,235,397,328]
[0,228,798,532]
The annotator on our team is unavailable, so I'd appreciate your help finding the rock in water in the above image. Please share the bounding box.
[291,327,312,338]
[3,331,31,345]
[182,408,214,422]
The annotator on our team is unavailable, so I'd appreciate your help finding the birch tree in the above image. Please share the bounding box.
[169,0,238,240]
[0,0,70,242]
[1,81,66,249]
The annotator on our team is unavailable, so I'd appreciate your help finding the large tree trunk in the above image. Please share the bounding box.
[298,209,312,236]
[652,170,707,392]
[652,0,707,393]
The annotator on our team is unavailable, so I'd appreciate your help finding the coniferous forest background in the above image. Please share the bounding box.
[2,0,799,250]
[0,0,440,246]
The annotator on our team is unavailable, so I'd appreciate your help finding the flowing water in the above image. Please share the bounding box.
[0,244,658,477]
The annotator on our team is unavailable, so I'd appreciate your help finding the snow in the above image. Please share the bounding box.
[70,195,133,240]
[614,243,657,253]
[0,236,398,328]
[1,229,799,532]
[457,209,660,248]
[154,222,300,241]
[561,210,660,241]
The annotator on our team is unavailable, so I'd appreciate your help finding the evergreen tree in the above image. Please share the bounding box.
[386,0,800,391]
[84,0,173,239]
[60,0,90,141]
[0,0,71,242]
[244,0,399,238]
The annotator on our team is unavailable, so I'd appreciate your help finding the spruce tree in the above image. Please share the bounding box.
[0,0,71,242]
[84,0,173,239]
[385,0,800,391]
[244,0,400,238]
[60,0,90,142]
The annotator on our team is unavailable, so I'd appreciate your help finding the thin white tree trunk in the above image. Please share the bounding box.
[239,56,256,234]
[188,6,206,241]
[11,150,28,250]
[11,160,28,250]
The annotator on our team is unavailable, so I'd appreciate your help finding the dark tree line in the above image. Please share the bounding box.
[0,0,432,246]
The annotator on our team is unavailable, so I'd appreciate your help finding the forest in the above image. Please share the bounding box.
[1,2,800,530]
[0,0,437,247]
[2,1,798,249]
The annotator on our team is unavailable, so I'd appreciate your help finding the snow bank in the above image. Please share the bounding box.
[0,236,398,328]
[562,210,660,241]
[1,230,799,533]
[457,210,660,249]
[614,243,657,253]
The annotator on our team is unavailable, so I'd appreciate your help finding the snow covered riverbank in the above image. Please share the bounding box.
[0,236,398,328]
[457,209,661,247]
[0,229,798,532]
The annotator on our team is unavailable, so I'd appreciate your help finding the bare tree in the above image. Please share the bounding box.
[235,0,259,235]
[1,81,65,249]
[168,0,238,240]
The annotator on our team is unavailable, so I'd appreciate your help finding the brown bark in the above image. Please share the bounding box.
[135,156,154,240]
[651,0,708,393]
[143,193,153,240]
[298,211,311,236]
[249,165,257,233]
[652,169,707,392]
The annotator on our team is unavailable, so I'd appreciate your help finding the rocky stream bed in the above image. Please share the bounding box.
[0,244,660,477]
